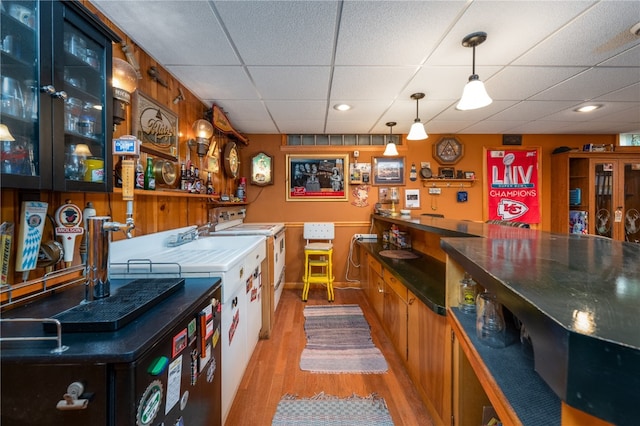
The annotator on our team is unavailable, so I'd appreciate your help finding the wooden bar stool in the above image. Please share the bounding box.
[301,223,334,302]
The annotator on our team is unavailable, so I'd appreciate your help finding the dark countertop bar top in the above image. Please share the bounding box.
[358,241,446,315]
[0,277,221,364]
[441,232,640,426]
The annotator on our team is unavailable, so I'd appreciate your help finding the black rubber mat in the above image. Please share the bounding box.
[45,278,185,332]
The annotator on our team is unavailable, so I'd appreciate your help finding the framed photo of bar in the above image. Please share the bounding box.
[286,154,348,201]
[372,156,405,185]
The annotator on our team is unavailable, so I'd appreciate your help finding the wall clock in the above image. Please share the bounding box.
[223,141,239,178]
[433,136,464,165]
[250,152,273,186]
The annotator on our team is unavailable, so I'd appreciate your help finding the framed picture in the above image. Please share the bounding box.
[372,156,405,185]
[250,152,273,186]
[405,189,420,208]
[286,154,348,201]
[350,162,371,184]
[132,91,179,161]
[465,171,476,180]
[438,167,455,179]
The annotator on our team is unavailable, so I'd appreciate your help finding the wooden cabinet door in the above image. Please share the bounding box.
[383,271,407,361]
[367,256,384,320]
[407,294,451,425]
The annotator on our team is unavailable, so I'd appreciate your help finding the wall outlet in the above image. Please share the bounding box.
[354,233,377,241]
[428,187,442,195]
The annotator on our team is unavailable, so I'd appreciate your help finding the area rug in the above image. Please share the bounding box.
[272,392,394,425]
[300,304,388,374]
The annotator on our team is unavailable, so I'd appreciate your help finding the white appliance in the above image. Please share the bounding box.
[210,207,285,339]
[108,227,266,425]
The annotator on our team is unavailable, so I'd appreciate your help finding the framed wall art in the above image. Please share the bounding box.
[286,154,349,201]
[349,162,371,184]
[132,91,179,161]
[250,152,273,186]
[372,156,405,185]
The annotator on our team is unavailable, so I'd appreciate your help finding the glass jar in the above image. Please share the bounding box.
[458,272,478,314]
[475,290,506,348]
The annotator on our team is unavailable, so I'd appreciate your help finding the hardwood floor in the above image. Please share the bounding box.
[225,287,435,425]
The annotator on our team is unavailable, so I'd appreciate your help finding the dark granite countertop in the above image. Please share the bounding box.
[441,233,640,426]
[358,241,446,315]
[0,277,221,364]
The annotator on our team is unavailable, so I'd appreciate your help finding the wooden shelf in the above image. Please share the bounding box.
[113,187,220,200]
[421,178,476,188]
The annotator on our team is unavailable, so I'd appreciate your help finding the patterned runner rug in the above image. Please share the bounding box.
[272,392,394,425]
[300,304,388,374]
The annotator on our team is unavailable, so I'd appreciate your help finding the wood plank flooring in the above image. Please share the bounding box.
[225,287,435,425]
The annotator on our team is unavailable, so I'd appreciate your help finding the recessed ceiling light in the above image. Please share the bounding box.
[333,104,351,111]
[574,105,602,113]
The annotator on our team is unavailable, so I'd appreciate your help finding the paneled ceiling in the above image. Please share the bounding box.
[91,0,640,136]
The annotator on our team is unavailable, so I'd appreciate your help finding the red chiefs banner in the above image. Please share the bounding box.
[486,149,540,223]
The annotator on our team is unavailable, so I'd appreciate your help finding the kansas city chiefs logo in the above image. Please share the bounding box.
[497,199,528,220]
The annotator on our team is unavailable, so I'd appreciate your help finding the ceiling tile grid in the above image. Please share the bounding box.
[91,0,640,135]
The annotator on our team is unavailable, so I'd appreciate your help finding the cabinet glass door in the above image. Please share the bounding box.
[0,0,41,181]
[622,162,640,243]
[60,17,107,187]
[594,162,614,239]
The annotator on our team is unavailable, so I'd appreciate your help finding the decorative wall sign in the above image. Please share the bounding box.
[485,147,541,223]
[372,157,405,185]
[132,91,179,161]
[250,152,273,186]
[433,136,463,165]
[286,154,348,201]
[502,134,523,145]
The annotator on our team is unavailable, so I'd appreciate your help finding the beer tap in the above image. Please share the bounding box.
[84,136,140,302]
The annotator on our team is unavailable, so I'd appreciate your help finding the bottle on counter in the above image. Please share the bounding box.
[134,158,145,189]
[459,272,478,314]
[144,157,156,190]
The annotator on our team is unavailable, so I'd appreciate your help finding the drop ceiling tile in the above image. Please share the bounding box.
[248,66,331,100]
[485,67,587,101]
[97,1,238,65]
[426,1,592,66]
[514,1,640,66]
[598,83,640,102]
[531,67,640,101]
[490,100,579,121]
[335,1,466,66]
[214,1,339,65]
[264,100,328,123]
[331,66,418,99]
[167,66,258,100]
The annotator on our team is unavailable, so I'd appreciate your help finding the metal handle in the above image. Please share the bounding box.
[0,318,68,354]
[40,85,56,94]
[40,86,67,99]
[53,90,68,100]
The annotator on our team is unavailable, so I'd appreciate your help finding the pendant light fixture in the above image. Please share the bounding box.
[407,93,428,140]
[383,122,399,156]
[456,31,493,111]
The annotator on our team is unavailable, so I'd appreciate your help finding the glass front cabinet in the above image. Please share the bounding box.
[1,0,119,191]
[551,152,640,243]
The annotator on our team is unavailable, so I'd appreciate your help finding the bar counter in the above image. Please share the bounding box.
[369,214,639,425]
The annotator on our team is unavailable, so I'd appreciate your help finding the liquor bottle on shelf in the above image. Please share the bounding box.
[206,172,214,195]
[144,157,155,190]
[135,158,144,189]
[180,162,187,191]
